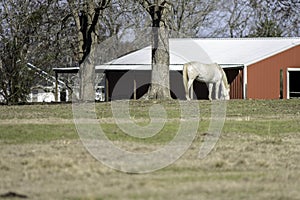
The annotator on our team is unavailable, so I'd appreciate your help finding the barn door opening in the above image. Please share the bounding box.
[287,68,300,99]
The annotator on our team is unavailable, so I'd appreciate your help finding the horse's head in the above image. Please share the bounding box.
[222,87,230,100]
[220,83,230,100]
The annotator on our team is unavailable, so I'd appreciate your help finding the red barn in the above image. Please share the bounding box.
[96,38,300,100]
[246,44,300,99]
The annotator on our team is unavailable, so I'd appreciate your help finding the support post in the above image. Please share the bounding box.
[280,69,283,99]
[105,73,109,102]
[133,71,137,100]
[191,84,194,100]
[55,72,58,102]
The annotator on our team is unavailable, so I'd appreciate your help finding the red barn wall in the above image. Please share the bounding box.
[247,45,300,99]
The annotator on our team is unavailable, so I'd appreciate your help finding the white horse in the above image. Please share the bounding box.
[183,61,230,100]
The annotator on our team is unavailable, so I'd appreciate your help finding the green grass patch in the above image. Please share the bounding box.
[0,104,73,119]
[0,99,299,145]
[0,119,298,145]
[101,121,180,144]
[0,124,78,144]
[1,99,299,120]
[226,99,300,117]
[223,120,300,135]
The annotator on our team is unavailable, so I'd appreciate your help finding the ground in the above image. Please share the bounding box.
[0,100,300,200]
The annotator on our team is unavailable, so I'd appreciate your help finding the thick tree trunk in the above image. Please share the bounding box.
[68,0,109,101]
[145,0,171,100]
[147,27,171,99]
[79,45,95,101]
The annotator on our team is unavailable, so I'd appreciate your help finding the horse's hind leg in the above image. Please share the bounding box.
[208,83,213,100]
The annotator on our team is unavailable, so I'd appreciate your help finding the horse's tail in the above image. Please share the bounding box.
[183,63,189,99]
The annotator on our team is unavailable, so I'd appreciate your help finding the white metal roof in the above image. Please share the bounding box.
[96,37,300,71]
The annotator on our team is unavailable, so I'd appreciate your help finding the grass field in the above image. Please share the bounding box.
[0,100,300,199]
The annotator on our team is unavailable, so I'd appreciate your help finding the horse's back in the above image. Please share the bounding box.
[187,62,221,83]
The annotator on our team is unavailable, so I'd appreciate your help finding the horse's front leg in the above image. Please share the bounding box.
[215,82,220,100]
[208,83,213,100]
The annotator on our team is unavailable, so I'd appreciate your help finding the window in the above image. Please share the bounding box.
[287,68,300,99]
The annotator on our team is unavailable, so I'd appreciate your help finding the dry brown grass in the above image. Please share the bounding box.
[0,100,300,199]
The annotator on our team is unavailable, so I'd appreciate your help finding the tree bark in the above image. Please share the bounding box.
[147,26,171,99]
[142,0,171,100]
[79,45,95,101]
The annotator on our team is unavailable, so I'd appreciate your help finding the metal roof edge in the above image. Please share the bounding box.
[95,64,151,71]
[170,37,300,41]
[95,63,244,71]
[219,64,244,68]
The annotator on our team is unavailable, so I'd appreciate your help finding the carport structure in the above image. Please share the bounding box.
[53,67,79,102]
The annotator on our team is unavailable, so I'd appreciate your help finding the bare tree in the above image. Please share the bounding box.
[0,0,54,104]
[66,0,111,100]
[0,0,82,104]
[217,0,254,38]
[249,0,300,37]
[172,0,218,37]
[249,18,283,37]
[95,0,149,62]
[136,0,173,99]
